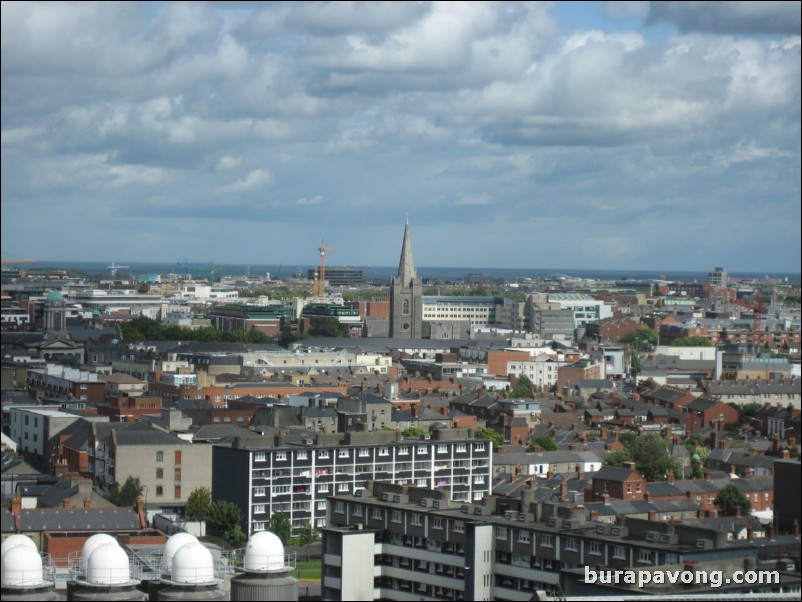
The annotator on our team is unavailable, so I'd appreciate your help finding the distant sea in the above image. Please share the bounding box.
[20,261,801,285]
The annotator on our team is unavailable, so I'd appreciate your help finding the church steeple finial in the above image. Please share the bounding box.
[397,220,416,283]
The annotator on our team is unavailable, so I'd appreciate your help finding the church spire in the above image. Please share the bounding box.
[397,219,417,284]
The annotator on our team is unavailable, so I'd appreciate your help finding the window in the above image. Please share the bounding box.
[638,549,652,563]
[296,450,308,460]
[475,443,485,452]
[417,446,428,454]
[433,517,443,529]
[353,505,363,517]
[378,447,389,456]
[565,538,578,552]
[359,448,370,457]
[518,531,530,543]
[156,451,164,462]
[403,299,410,315]
[589,542,602,555]
[156,468,163,479]
[391,511,402,523]
[456,443,467,453]
[254,487,266,496]
[317,501,327,510]
[437,445,448,454]
[398,446,409,455]
[318,450,330,459]
[612,545,626,559]
[541,534,553,547]
[496,527,507,539]
[338,449,349,458]
[335,502,345,513]
[254,504,265,513]
[411,514,422,526]
[337,483,349,492]
[318,484,329,493]
[454,520,464,533]
[276,451,288,461]
[156,486,164,496]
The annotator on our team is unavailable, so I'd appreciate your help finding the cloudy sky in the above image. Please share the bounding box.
[2,1,800,273]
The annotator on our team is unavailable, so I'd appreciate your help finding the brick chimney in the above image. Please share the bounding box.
[560,480,568,500]
[11,494,22,513]
[63,497,71,509]
[84,497,91,509]
[590,510,599,521]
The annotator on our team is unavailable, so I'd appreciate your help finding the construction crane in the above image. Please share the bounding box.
[733,296,765,345]
[108,262,129,277]
[316,240,332,301]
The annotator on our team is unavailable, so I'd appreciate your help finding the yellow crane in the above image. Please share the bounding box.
[317,240,332,301]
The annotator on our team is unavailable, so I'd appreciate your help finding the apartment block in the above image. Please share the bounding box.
[212,428,493,534]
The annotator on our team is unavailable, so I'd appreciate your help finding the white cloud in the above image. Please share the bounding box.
[216,169,272,194]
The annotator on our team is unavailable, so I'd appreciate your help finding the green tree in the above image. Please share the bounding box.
[602,435,681,482]
[185,487,212,521]
[108,476,144,507]
[309,317,349,337]
[620,326,658,351]
[207,500,243,535]
[474,427,505,447]
[529,435,557,452]
[225,524,247,548]
[403,427,428,437]
[298,520,320,561]
[268,512,292,545]
[511,374,535,399]
[670,336,713,347]
[715,483,751,517]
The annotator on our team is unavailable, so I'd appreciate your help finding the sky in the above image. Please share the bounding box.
[2,1,800,273]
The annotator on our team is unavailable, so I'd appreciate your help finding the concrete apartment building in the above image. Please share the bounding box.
[212,428,493,534]
[321,481,801,601]
[26,364,106,403]
[9,406,107,461]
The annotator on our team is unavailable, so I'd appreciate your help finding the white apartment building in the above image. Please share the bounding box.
[547,294,613,327]
[506,354,566,390]
[421,296,501,326]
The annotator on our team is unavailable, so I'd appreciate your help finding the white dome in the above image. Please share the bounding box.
[244,531,286,572]
[1,544,45,587]
[171,542,215,585]
[87,542,130,585]
[1,535,37,560]
[80,534,117,568]
[162,533,198,574]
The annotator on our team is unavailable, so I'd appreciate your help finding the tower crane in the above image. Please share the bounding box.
[317,240,332,301]
[733,296,765,345]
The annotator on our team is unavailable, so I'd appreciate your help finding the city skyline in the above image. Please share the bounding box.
[2,1,800,272]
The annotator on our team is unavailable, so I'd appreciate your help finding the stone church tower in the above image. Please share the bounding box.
[389,221,423,339]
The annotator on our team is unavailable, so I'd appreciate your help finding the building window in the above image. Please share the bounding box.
[254,452,266,462]
[589,542,602,555]
[565,538,578,552]
[456,443,467,453]
[156,468,163,479]
[397,446,409,455]
[454,520,464,533]
[359,448,370,457]
[276,451,288,461]
[411,514,422,526]
[254,504,266,513]
[378,447,389,456]
[297,450,308,460]
[156,451,164,462]
[403,299,410,315]
[391,511,402,523]
[338,449,349,458]
[518,531,530,543]
[318,484,329,493]
[318,450,330,459]
[417,446,428,455]
[334,502,345,513]
[541,534,553,548]
[433,517,443,529]
[475,443,485,452]
[638,549,652,563]
[156,486,163,496]
[254,487,266,496]
[437,445,448,454]
[496,527,507,540]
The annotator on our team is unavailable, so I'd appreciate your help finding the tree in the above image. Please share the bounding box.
[670,336,713,347]
[207,500,243,535]
[511,374,535,399]
[309,317,349,337]
[474,427,505,448]
[298,520,320,561]
[620,326,658,351]
[109,476,143,507]
[602,435,681,482]
[185,487,212,521]
[715,483,751,517]
[529,435,557,452]
[225,524,247,548]
[268,512,292,545]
